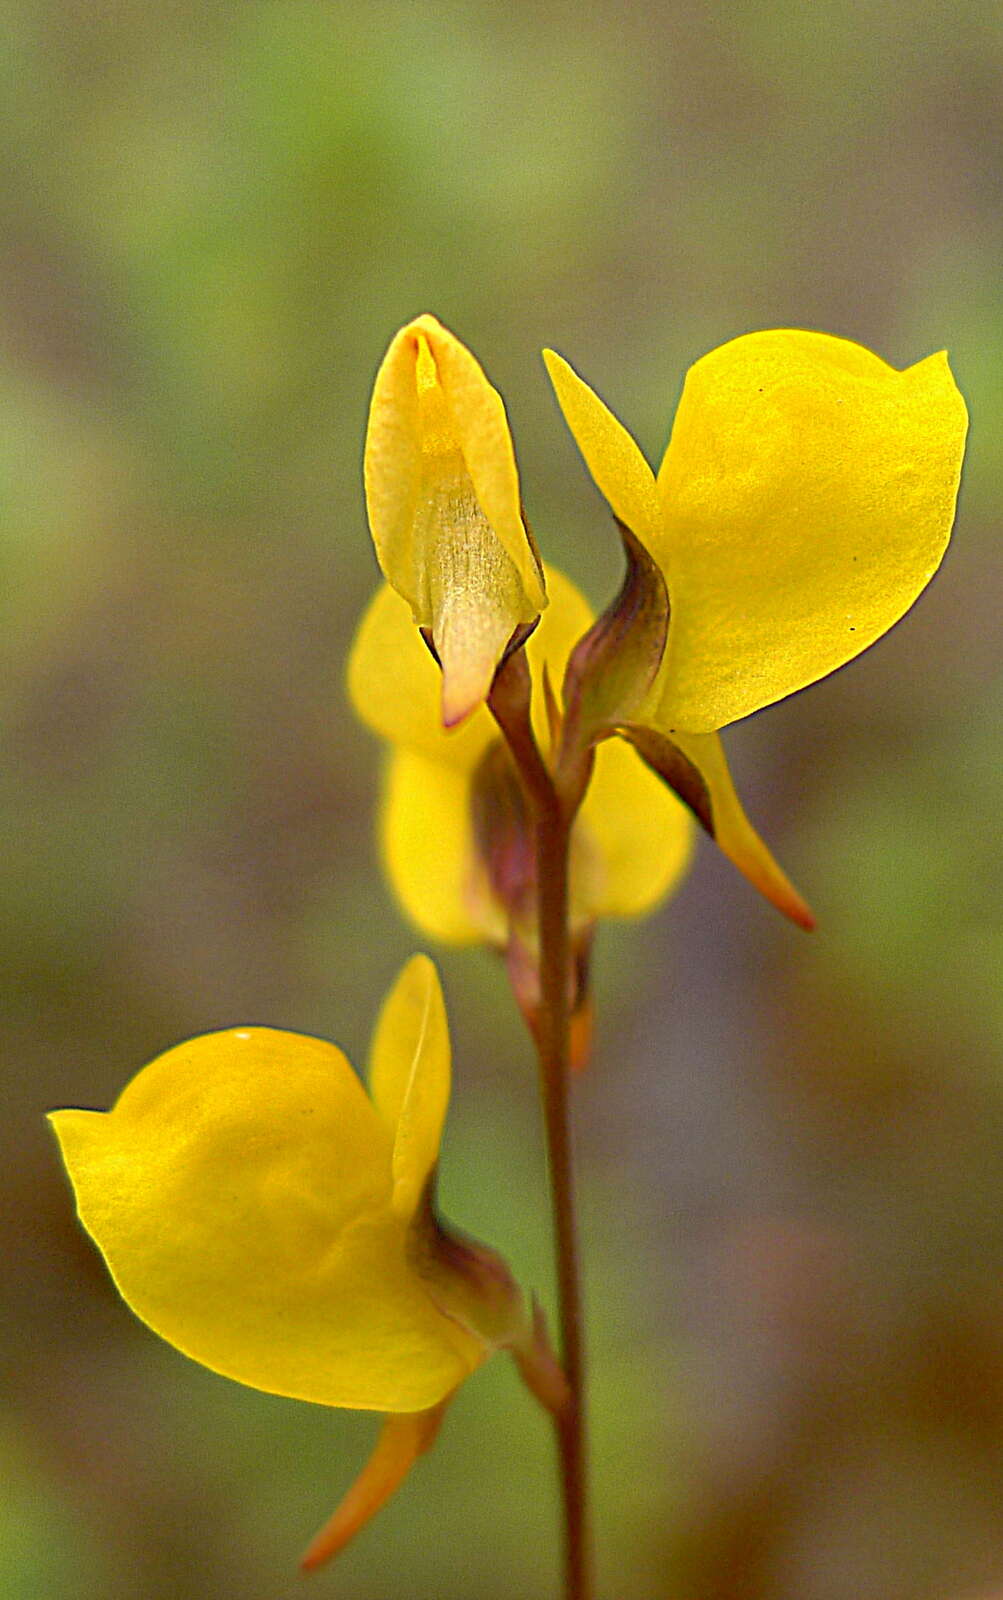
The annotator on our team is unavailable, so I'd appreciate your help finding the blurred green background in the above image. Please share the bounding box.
[3,2,1002,1596]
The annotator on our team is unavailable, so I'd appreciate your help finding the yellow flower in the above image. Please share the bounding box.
[365,314,547,727]
[348,565,695,952]
[545,331,968,924]
[50,957,558,1568]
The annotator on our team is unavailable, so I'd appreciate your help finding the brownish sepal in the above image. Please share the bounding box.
[559,519,669,767]
[410,1180,570,1418]
[511,1295,572,1417]
[541,661,563,754]
[622,723,714,832]
[471,740,537,927]
[409,1176,527,1349]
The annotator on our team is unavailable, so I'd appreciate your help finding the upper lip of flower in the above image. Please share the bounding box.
[543,330,968,735]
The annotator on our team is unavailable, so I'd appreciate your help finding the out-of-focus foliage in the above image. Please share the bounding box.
[4,2,1002,1597]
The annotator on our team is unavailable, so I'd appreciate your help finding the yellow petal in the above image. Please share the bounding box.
[424,318,545,611]
[301,1403,448,1572]
[434,583,521,729]
[356,569,609,948]
[523,566,594,752]
[367,954,452,1220]
[574,737,694,920]
[348,582,496,771]
[49,1029,480,1411]
[363,322,422,600]
[543,349,659,544]
[381,747,504,944]
[623,724,814,929]
[364,315,545,725]
[652,331,968,730]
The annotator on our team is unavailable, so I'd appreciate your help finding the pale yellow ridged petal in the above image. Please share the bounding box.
[363,316,544,726]
[423,317,546,612]
[368,955,451,1220]
[543,350,659,544]
[381,748,504,945]
[347,583,496,771]
[49,1029,479,1412]
[433,583,523,731]
[574,737,694,920]
[653,330,968,731]
[369,956,428,1135]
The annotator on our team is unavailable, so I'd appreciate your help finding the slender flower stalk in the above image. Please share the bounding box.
[490,653,593,1600]
[535,797,591,1600]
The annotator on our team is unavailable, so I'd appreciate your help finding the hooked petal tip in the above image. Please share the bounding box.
[440,661,493,729]
[729,846,816,931]
[300,1403,448,1573]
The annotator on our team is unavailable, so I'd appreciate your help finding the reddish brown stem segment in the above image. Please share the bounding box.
[534,794,592,1600]
[489,656,593,1600]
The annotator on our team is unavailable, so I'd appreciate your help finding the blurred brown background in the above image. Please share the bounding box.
[3,2,1001,1597]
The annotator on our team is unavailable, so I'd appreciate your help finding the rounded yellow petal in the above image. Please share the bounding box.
[49,1029,480,1411]
[653,330,968,731]
[381,747,503,944]
[574,737,694,920]
[367,954,452,1220]
[543,349,659,545]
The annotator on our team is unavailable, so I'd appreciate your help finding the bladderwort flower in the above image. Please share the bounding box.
[545,331,968,925]
[348,565,695,1058]
[49,956,565,1571]
[365,313,547,728]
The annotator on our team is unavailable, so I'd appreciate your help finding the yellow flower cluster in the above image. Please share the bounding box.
[359,315,966,934]
[50,310,966,1574]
